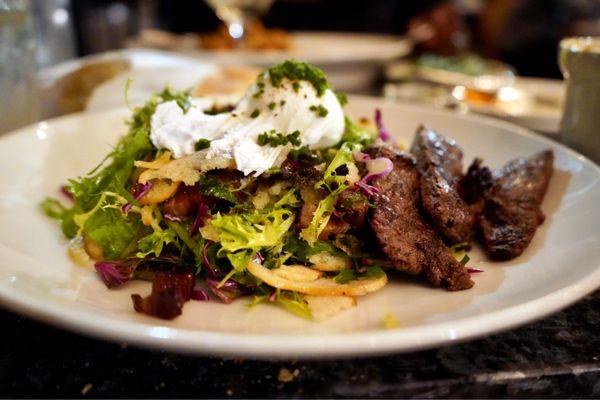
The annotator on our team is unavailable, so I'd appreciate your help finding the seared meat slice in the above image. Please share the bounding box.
[336,189,370,230]
[411,125,464,186]
[460,158,494,216]
[479,150,554,260]
[368,146,474,291]
[410,126,474,244]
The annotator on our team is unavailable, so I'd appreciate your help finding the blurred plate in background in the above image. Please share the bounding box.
[385,77,564,134]
[39,49,258,116]
[131,31,413,92]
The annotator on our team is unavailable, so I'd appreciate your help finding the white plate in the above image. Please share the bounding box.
[385,77,565,134]
[132,31,412,66]
[132,32,412,92]
[464,78,565,134]
[0,96,599,359]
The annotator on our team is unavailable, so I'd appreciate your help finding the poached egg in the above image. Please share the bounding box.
[149,74,345,176]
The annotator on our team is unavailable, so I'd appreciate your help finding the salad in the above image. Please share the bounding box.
[42,60,455,322]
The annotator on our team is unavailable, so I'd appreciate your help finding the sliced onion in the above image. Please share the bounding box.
[365,157,393,180]
[163,213,183,222]
[353,151,371,162]
[467,268,484,274]
[353,156,393,197]
[252,252,264,263]
[375,108,390,142]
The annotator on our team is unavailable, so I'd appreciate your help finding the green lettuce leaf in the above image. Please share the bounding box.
[341,116,376,146]
[198,176,238,204]
[283,236,345,262]
[317,142,356,191]
[248,287,312,320]
[226,250,253,273]
[299,187,345,246]
[276,290,312,319]
[211,189,298,253]
[136,228,177,258]
[43,89,192,260]
[84,208,142,260]
[166,220,203,261]
[333,265,385,284]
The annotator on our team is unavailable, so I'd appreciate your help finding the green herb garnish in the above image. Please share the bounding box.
[257,130,301,148]
[292,81,300,92]
[194,138,211,151]
[250,109,260,118]
[336,92,348,106]
[309,104,328,117]
[266,60,330,97]
[198,176,238,204]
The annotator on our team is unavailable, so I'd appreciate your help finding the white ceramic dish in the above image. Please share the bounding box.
[462,78,565,134]
[132,31,412,66]
[385,78,565,134]
[0,96,599,359]
[131,32,412,92]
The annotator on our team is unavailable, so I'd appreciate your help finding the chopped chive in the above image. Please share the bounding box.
[195,138,211,151]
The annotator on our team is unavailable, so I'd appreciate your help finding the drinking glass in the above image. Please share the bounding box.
[559,37,600,164]
[0,0,39,134]
[204,0,275,45]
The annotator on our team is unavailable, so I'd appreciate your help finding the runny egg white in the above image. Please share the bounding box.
[149,74,345,176]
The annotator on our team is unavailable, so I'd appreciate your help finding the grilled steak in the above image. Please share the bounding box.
[479,150,554,260]
[460,158,494,216]
[368,145,474,291]
[410,126,474,244]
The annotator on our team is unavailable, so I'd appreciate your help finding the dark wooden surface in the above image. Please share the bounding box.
[1,291,598,398]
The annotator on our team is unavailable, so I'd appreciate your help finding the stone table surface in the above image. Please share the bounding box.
[0,290,598,398]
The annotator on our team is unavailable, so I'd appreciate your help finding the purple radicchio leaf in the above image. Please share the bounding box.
[122,182,153,213]
[191,285,210,301]
[374,108,390,142]
[60,185,74,201]
[190,203,210,237]
[206,278,248,304]
[94,260,137,288]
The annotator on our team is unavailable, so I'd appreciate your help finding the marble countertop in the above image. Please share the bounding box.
[1,290,598,398]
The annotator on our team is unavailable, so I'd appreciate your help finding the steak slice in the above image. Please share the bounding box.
[479,150,554,260]
[410,126,474,244]
[460,158,494,217]
[368,145,474,291]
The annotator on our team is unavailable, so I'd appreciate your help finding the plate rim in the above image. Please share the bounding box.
[0,97,599,359]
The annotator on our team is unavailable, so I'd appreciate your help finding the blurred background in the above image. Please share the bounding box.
[1,0,600,134]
